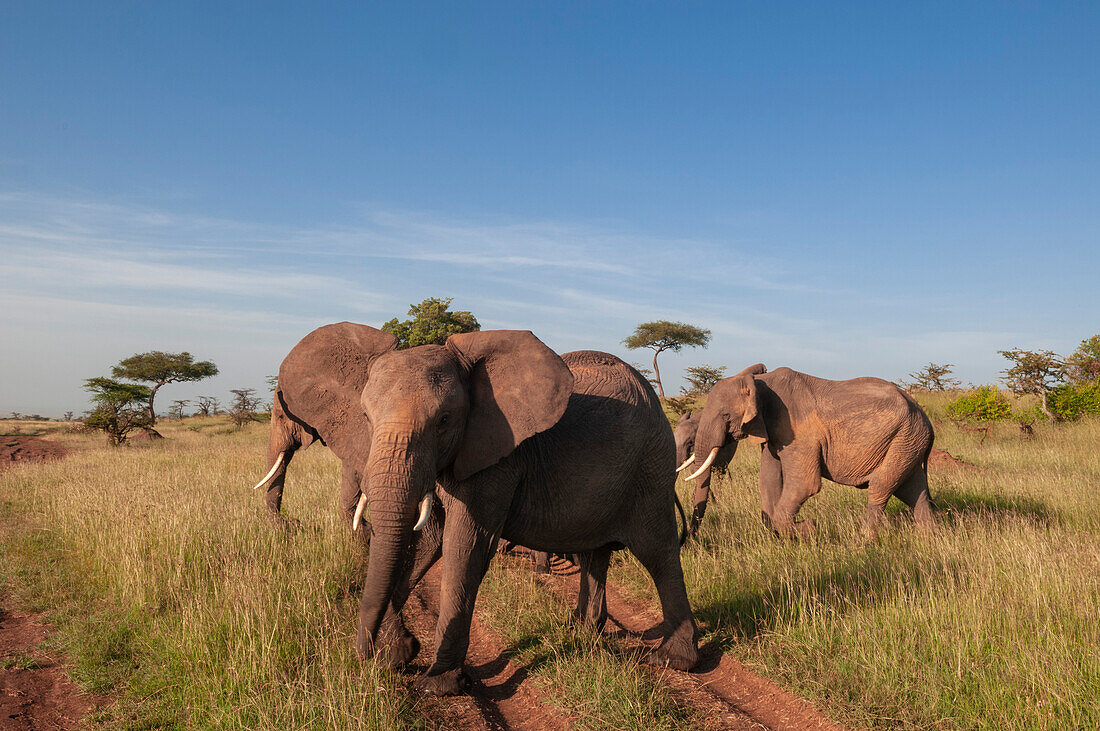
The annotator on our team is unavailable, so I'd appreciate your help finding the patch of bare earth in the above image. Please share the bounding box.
[0,438,66,472]
[0,603,100,731]
[402,564,574,730]
[533,555,845,731]
[928,447,978,472]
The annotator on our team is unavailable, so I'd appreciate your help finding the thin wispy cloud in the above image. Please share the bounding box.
[0,188,1078,415]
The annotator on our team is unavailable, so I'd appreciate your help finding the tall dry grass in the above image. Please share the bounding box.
[608,406,1100,729]
[2,408,1098,728]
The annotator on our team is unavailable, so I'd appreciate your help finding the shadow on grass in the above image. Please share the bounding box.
[933,489,1056,524]
[694,550,965,647]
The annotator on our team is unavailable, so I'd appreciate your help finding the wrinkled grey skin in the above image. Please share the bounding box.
[673,411,738,537]
[688,363,935,538]
[260,323,698,696]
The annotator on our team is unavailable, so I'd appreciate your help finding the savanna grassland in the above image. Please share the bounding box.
[1,399,1098,729]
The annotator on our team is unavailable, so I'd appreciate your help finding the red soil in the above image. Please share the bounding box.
[928,447,978,471]
[0,604,101,731]
[0,437,66,472]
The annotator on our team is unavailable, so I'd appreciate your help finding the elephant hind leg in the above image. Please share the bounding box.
[572,548,612,630]
[864,444,924,536]
[892,468,935,530]
[627,538,698,672]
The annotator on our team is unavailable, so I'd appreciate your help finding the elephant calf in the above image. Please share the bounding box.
[684,364,935,537]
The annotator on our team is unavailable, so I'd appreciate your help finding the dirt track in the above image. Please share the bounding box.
[405,566,575,730]
[400,555,844,730]
[0,603,97,731]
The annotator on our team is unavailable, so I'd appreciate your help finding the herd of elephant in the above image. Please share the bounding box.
[249,322,935,696]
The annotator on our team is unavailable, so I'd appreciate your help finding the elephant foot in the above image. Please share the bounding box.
[772,516,815,540]
[644,637,699,672]
[383,633,420,670]
[532,552,551,574]
[267,512,301,534]
[795,518,817,538]
[414,667,472,696]
[569,608,608,632]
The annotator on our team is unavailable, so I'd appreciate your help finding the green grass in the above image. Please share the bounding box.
[0,419,426,729]
[479,559,700,729]
[2,409,1099,728]
[611,406,1100,729]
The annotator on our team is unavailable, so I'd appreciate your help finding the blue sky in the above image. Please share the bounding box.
[2,2,1097,416]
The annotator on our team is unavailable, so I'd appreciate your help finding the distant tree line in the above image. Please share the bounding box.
[60,302,1100,444]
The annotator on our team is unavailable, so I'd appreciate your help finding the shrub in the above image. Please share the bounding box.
[946,386,1012,423]
[1047,381,1100,421]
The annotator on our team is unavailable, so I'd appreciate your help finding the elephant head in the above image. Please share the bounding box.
[673,412,699,472]
[252,323,399,519]
[269,325,574,659]
[686,363,768,482]
[682,364,767,530]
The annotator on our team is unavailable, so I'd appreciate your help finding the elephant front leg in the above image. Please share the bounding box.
[770,449,820,539]
[759,444,783,532]
[415,489,507,696]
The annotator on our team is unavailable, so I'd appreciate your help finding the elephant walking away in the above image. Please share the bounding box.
[255,323,698,696]
[684,364,935,538]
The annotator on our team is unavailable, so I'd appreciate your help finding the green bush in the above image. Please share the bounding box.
[1047,381,1100,421]
[946,385,1012,423]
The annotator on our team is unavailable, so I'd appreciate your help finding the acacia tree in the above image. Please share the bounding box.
[623,321,711,399]
[1065,335,1100,384]
[112,351,218,424]
[195,396,220,417]
[999,348,1065,424]
[681,364,727,397]
[83,377,153,446]
[228,388,263,428]
[906,363,960,391]
[169,400,190,420]
[382,297,481,349]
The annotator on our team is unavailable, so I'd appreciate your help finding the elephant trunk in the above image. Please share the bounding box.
[257,394,314,516]
[355,426,434,659]
[686,418,736,534]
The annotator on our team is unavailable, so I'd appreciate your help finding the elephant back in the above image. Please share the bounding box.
[562,351,663,411]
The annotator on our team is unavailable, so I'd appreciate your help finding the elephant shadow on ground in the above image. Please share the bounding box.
[930,489,1056,525]
[693,551,966,647]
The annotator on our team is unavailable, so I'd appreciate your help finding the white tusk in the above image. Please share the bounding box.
[675,455,696,473]
[252,451,286,490]
[685,448,719,481]
[352,494,368,531]
[413,492,435,531]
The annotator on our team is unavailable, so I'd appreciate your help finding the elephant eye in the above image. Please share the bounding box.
[439,413,450,426]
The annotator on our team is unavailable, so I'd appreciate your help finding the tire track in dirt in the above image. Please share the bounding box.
[402,564,574,731]
[535,562,844,731]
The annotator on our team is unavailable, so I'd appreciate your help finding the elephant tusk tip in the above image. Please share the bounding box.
[413,492,434,531]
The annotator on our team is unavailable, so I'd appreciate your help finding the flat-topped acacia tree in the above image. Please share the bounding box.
[112,351,218,425]
[623,321,711,399]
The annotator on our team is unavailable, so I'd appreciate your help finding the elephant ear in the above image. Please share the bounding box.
[278,322,398,465]
[738,375,769,446]
[446,330,574,481]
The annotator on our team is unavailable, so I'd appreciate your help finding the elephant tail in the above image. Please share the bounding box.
[674,493,688,547]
